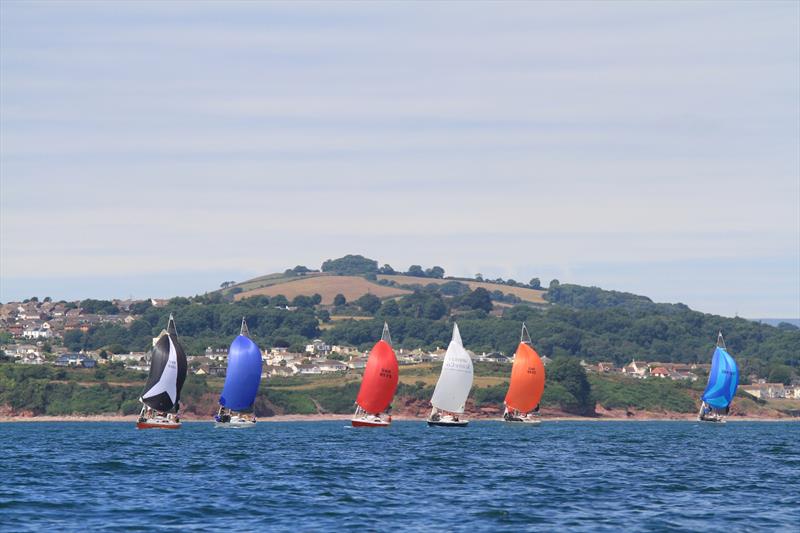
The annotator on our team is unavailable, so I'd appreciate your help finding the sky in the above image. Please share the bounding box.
[1,1,798,318]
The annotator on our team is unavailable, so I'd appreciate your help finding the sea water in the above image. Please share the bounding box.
[1,421,798,531]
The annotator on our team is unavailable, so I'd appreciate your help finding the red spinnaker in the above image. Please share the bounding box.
[356,340,399,414]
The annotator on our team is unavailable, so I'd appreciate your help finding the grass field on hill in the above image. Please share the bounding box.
[228,270,547,306]
[234,275,411,304]
[377,275,547,304]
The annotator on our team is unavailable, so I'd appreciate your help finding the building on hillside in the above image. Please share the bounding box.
[22,326,51,339]
[16,354,45,365]
[741,383,789,399]
[295,364,322,375]
[111,352,148,364]
[54,353,97,368]
[204,347,228,361]
[264,365,295,377]
[2,344,41,358]
[650,366,670,379]
[305,339,331,356]
[623,360,649,378]
[318,359,348,373]
[348,356,369,370]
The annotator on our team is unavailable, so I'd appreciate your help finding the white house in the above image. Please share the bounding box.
[623,360,649,378]
[318,360,348,373]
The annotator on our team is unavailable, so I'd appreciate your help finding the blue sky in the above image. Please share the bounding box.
[1,1,798,318]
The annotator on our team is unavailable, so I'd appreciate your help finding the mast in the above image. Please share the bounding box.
[381,321,392,346]
[241,317,250,337]
[716,331,726,350]
[521,322,532,345]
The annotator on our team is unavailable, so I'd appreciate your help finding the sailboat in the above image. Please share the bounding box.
[215,318,263,428]
[427,323,473,427]
[351,322,399,427]
[137,314,188,429]
[698,332,739,423]
[503,323,545,424]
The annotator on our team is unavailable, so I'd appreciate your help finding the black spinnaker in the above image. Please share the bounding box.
[140,314,188,413]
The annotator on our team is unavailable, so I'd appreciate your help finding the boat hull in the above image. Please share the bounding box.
[698,416,726,424]
[503,417,542,425]
[351,418,391,427]
[427,419,468,427]
[215,417,256,428]
[136,419,181,430]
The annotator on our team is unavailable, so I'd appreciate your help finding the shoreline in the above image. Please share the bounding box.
[1,414,797,423]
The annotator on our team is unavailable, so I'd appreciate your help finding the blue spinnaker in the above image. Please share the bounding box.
[701,347,739,409]
[219,335,263,411]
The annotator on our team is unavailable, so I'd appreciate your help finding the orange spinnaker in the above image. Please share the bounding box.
[504,342,545,413]
[356,340,399,414]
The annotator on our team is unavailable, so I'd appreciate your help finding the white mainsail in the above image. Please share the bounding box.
[430,324,474,414]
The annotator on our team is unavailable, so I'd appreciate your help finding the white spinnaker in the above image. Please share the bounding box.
[142,335,178,404]
[430,324,474,413]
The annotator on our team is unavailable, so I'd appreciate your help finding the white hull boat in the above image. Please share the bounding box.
[427,414,468,427]
[215,415,257,428]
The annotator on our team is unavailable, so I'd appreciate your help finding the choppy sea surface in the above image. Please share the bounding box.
[1,421,799,532]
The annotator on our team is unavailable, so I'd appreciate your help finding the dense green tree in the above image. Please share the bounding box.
[439,281,470,296]
[406,265,425,277]
[321,255,378,275]
[79,299,119,315]
[378,299,400,317]
[292,295,315,308]
[333,294,347,307]
[356,294,382,314]
[63,330,85,351]
[130,300,152,315]
[458,288,493,313]
[425,266,445,278]
[768,365,794,385]
[547,357,594,414]
[272,295,289,307]
[378,264,396,275]
[529,278,541,289]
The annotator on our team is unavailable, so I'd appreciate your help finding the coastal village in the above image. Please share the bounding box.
[2,297,799,402]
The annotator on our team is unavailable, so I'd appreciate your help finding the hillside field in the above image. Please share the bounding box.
[378,275,547,304]
[229,271,546,306]
[234,275,411,305]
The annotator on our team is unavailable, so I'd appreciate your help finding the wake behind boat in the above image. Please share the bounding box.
[427,323,473,427]
[698,332,739,423]
[502,323,545,425]
[351,323,398,427]
[137,314,188,430]
[215,318,262,428]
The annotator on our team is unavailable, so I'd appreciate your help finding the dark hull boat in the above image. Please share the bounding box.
[137,315,187,430]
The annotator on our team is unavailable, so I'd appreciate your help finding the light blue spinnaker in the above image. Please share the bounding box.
[219,319,263,412]
[701,338,739,410]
